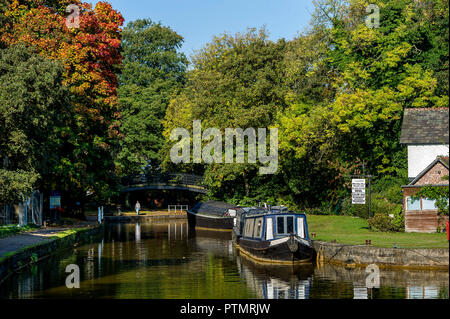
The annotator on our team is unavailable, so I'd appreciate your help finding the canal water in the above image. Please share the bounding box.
[1,220,448,299]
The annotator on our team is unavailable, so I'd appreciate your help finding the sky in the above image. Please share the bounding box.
[90,0,316,59]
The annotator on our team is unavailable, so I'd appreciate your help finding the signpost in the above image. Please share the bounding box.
[352,179,366,205]
[50,191,62,222]
[49,191,61,210]
[349,175,374,218]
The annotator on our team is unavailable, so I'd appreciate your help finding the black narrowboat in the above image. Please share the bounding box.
[187,201,243,231]
[232,206,313,265]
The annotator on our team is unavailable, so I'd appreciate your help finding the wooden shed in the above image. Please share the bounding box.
[402,157,449,233]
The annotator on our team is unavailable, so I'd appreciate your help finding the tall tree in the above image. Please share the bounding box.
[279,0,448,205]
[163,28,288,202]
[117,19,188,175]
[1,0,124,210]
[0,45,69,204]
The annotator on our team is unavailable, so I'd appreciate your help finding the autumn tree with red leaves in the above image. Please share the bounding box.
[1,0,124,213]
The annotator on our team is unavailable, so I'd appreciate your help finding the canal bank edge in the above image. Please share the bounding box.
[0,225,104,285]
[313,240,449,270]
[103,215,187,222]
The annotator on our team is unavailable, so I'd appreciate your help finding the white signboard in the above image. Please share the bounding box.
[352,179,366,205]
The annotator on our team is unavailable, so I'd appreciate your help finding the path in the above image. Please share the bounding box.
[0,222,96,258]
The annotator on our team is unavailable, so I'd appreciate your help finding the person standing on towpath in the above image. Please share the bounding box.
[135,201,141,215]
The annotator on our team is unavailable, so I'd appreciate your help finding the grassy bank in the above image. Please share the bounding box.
[307,215,449,248]
[0,225,39,239]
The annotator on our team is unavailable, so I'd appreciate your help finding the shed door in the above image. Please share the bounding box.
[266,218,274,240]
[297,217,305,238]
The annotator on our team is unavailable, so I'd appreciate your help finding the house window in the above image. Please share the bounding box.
[406,197,421,211]
[422,198,437,210]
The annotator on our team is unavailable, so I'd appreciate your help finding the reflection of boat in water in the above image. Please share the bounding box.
[190,228,234,258]
[236,254,314,299]
[187,201,243,231]
[232,206,313,265]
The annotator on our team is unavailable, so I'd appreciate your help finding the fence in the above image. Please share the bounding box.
[0,191,43,226]
[168,205,189,214]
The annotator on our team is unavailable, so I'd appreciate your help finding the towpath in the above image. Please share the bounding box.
[0,223,95,258]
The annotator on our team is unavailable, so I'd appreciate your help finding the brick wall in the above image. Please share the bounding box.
[414,162,449,185]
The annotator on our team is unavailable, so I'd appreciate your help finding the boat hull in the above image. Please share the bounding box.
[187,210,234,231]
[236,236,313,265]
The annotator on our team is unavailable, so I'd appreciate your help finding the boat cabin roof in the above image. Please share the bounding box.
[241,207,305,219]
[191,201,242,216]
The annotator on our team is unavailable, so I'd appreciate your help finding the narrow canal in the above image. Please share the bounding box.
[1,220,448,299]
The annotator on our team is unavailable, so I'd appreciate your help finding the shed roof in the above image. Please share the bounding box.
[400,108,449,145]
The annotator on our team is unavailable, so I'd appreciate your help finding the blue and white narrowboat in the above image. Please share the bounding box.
[232,206,313,264]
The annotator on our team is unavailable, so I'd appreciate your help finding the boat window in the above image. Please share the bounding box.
[253,218,263,238]
[244,218,255,237]
[297,217,305,238]
[276,216,296,235]
[277,217,284,234]
[286,216,294,233]
[266,218,274,240]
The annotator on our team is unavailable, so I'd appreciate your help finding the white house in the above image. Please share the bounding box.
[400,107,449,233]
[400,108,449,180]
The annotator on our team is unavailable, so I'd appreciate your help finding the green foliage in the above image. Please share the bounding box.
[414,185,449,216]
[163,27,288,202]
[158,1,448,209]
[30,253,38,263]
[0,224,39,239]
[368,206,404,232]
[0,45,69,203]
[0,0,8,48]
[117,19,188,175]
[276,0,447,209]
[372,175,408,204]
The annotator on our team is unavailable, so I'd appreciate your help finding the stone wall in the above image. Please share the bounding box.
[313,241,449,270]
[0,226,103,284]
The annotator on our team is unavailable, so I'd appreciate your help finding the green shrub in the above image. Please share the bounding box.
[341,194,403,219]
[368,206,404,232]
[340,197,356,216]
[368,213,393,232]
[372,175,408,204]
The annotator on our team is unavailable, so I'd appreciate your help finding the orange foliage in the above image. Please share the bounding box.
[1,0,124,139]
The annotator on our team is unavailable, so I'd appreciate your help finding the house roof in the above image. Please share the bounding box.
[439,156,449,166]
[405,156,449,186]
[400,108,449,145]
